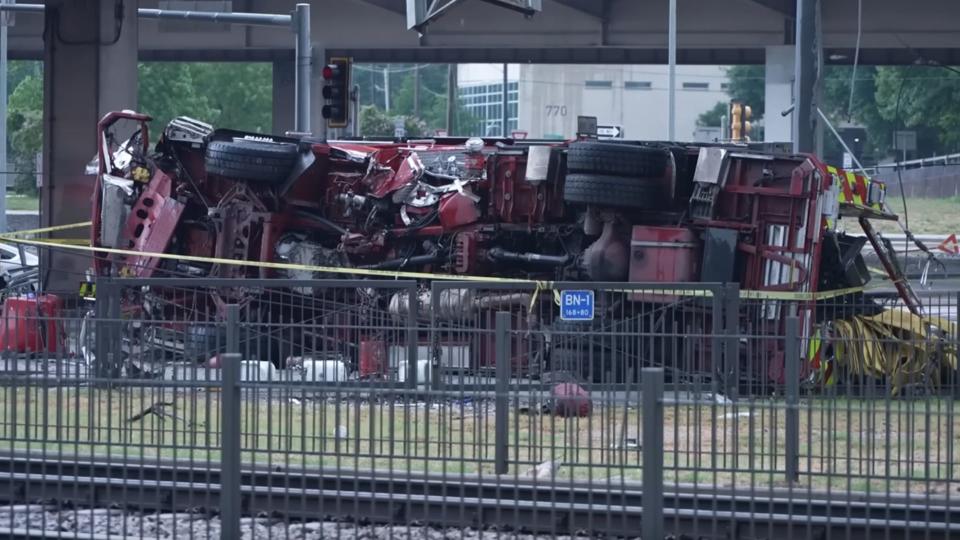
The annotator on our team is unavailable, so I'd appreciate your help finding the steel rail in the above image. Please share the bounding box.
[0,454,957,539]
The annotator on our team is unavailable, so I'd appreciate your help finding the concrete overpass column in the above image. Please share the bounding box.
[764,45,794,144]
[41,0,138,291]
[272,59,296,135]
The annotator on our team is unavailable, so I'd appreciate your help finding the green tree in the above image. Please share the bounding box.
[697,101,728,127]
[138,63,217,135]
[138,62,272,135]
[359,105,425,137]
[353,63,481,136]
[725,65,765,118]
[5,61,274,196]
[875,66,960,153]
[191,63,272,132]
[821,65,948,161]
[7,71,43,194]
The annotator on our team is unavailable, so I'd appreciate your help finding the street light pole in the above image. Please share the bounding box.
[0,0,10,233]
[668,0,677,141]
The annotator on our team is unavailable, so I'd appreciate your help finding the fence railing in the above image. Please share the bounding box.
[0,278,957,539]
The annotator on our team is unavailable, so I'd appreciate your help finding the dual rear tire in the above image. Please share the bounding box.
[563,141,669,210]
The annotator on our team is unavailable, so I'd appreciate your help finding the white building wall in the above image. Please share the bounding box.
[518,65,730,141]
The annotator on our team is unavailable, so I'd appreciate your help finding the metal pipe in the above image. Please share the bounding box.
[138,8,291,26]
[446,64,457,134]
[0,3,42,13]
[0,0,9,234]
[487,247,570,266]
[667,0,677,140]
[7,4,309,135]
[362,253,445,270]
[502,63,509,137]
[294,3,311,134]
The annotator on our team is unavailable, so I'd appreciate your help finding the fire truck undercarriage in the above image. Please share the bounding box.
[78,111,955,391]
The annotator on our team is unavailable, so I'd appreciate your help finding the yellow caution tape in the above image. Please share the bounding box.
[43,238,91,246]
[739,286,865,301]
[1,221,92,237]
[0,221,92,246]
[0,221,868,302]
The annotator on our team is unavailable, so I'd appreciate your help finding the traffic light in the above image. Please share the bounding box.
[322,57,351,128]
[729,100,752,142]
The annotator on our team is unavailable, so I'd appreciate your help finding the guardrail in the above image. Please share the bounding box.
[863,153,960,175]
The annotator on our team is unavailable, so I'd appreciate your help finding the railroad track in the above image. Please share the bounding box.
[0,453,957,539]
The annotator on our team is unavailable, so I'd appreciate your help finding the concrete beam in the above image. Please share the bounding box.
[748,0,795,17]
[550,0,604,19]
[352,0,405,16]
[41,0,139,291]
[326,46,767,64]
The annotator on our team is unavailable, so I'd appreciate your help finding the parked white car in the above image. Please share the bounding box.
[0,242,38,273]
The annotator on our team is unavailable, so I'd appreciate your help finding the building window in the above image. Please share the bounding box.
[585,80,613,89]
[683,82,709,90]
[457,80,519,137]
[625,81,652,90]
[721,83,730,91]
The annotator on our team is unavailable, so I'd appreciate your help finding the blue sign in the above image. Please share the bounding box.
[560,290,595,321]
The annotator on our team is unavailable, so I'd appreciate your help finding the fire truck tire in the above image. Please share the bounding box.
[567,142,668,178]
[563,173,663,209]
[204,139,299,183]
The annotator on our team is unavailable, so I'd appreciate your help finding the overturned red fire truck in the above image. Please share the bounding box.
[86,111,955,389]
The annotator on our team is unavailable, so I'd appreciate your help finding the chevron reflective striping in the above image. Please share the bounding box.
[846,172,864,205]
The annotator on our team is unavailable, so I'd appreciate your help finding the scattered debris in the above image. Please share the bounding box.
[612,437,641,450]
[548,382,592,417]
[126,401,185,424]
[523,459,563,480]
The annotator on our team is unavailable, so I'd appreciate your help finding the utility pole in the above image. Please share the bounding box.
[446,63,458,134]
[383,65,391,113]
[0,0,9,233]
[413,64,420,119]
[667,0,677,141]
[502,63,509,137]
[793,0,819,153]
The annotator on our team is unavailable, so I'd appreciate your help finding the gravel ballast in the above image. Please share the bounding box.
[0,505,607,539]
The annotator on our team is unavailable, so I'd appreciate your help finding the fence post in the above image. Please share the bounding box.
[785,316,800,483]
[225,304,240,354]
[220,349,242,540]
[94,279,120,385]
[724,283,741,399]
[494,311,511,475]
[642,368,664,540]
[408,285,419,391]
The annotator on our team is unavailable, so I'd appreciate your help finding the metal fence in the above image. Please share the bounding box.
[0,278,958,539]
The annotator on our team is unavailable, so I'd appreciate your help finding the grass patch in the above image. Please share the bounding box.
[5,194,39,212]
[1,386,958,494]
[871,197,960,235]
